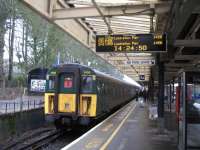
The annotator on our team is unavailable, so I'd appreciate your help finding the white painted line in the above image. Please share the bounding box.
[100,103,137,150]
[61,100,136,150]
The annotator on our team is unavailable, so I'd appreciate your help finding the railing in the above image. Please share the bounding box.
[0,99,44,115]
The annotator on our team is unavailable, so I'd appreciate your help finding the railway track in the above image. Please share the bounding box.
[2,128,68,150]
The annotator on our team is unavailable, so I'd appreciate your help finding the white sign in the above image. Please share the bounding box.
[139,75,145,80]
[30,79,46,92]
[126,60,155,65]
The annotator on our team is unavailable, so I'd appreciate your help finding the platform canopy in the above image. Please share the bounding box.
[62,0,170,81]
[22,0,171,82]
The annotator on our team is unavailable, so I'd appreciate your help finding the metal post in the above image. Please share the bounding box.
[150,15,154,33]
[158,61,164,118]
[149,67,154,103]
[169,83,172,112]
[20,99,22,112]
[14,102,15,113]
[34,100,36,109]
[157,54,165,133]
[5,103,7,113]
[183,72,187,150]
[20,101,23,112]
[150,8,155,34]
[28,101,29,110]
[172,78,175,104]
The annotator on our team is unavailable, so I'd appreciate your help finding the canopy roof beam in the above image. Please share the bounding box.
[53,2,170,20]
[91,0,112,34]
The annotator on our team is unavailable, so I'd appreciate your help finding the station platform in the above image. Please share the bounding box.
[61,100,178,150]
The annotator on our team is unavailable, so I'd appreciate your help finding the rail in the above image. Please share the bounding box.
[2,128,65,150]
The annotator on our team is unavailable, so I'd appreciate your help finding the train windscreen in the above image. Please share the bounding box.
[49,76,55,90]
[46,76,55,92]
[81,76,94,93]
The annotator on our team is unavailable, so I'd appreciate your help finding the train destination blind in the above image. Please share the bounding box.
[96,34,167,52]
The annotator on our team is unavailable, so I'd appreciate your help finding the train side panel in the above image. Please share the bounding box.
[96,74,138,116]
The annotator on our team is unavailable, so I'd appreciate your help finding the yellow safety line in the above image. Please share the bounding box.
[100,103,137,150]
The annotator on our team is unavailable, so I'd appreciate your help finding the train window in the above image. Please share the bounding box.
[48,76,55,90]
[81,76,93,93]
[106,83,109,95]
[98,80,101,94]
[101,81,105,94]
[97,80,100,94]
[115,84,117,95]
[104,84,107,95]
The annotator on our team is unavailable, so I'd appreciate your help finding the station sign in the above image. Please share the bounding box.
[139,75,145,80]
[126,59,155,66]
[96,34,167,53]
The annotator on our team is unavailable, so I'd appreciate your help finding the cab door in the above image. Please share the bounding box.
[54,68,80,114]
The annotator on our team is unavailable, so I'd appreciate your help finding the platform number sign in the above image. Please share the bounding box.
[96,34,167,53]
[139,75,145,81]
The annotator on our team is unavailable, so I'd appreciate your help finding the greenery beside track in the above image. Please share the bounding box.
[0,0,123,89]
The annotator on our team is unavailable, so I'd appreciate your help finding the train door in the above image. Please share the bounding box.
[54,68,80,114]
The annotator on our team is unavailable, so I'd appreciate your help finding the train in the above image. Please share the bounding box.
[44,63,141,128]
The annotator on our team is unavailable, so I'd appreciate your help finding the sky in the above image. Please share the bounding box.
[3,18,144,85]
[4,19,23,62]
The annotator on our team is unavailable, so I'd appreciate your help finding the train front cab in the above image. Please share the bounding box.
[45,66,97,127]
[44,70,56,121]
[79,73,97,125]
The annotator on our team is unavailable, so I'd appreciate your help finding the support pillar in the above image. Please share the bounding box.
[172,78,175,103]
[157,54,165,132]
[149,67,154,103]
[158,62,164,118]
[169,82,172,112]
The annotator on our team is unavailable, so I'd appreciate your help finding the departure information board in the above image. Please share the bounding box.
[96,34,167,52]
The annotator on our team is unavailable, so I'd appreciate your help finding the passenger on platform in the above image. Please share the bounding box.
[143,90,147,102]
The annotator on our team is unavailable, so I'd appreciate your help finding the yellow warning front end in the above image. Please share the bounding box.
[80,94,97,117]
[44,93,55,114]
[58,94,76,113]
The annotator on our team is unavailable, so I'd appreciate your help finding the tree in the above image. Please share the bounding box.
[0,0,12,88]
[8,0,17,80]
[0,0,123,89]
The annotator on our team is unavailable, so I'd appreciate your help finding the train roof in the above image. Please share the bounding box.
[94,69,141,88]
[49,63,141,88]
[28,67,48,75]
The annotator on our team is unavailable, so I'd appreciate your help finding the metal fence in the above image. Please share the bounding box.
[0,99,44,115]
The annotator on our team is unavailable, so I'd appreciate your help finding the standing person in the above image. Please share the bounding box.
[143,89,147,102]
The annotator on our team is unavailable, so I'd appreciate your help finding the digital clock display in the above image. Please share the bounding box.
[96,34,167,53]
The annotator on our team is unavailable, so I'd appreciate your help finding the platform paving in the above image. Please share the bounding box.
[106,104,177,150]
[62,100,178,150]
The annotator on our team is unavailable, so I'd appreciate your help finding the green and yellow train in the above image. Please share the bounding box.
[44,64,140,128]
